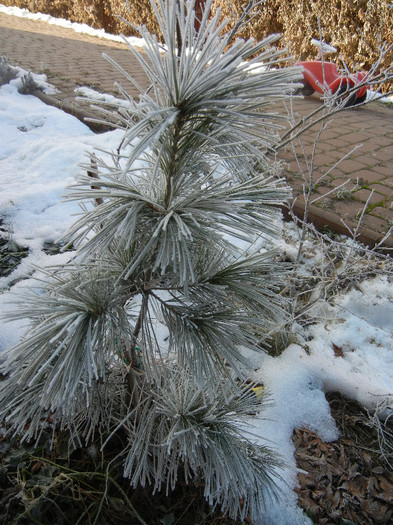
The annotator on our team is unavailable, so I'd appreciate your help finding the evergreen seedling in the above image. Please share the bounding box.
[0,0,301,519]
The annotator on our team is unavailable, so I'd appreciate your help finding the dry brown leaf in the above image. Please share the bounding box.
[377,478,393,503]
[332,342,344,358]
[347,462,361,479]
[297,491,322,516]
[348,508,364,524]
[340,477,367,502]
[297,472,315,489]
[30,461,41,474]
[330,490,342,511]
[360,498,381,516]
[378,491,393,504]
[362,451,373,469]
[293,395,393,524]
[312,488,330,502]
[367,476,380,497]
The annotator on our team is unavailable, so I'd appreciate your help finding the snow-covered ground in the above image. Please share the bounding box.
[0,5,392,525]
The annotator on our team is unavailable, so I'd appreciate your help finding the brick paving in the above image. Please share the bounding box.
[0,11,150,110]
[281,97,393,248]
[0,10,392,249]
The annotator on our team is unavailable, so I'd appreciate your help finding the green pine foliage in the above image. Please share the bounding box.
[0,0,302,519]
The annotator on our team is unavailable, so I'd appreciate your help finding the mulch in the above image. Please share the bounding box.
[293,392,393,524]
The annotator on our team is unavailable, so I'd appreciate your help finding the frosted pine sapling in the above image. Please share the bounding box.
[0,0,302,519]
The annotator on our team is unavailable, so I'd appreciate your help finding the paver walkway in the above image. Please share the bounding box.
[280,97,393,249]
[1,10,392,250]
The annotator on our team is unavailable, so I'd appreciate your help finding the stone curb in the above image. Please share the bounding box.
[287,200,393,254]
[33,90,393,255]
[33,90,111,133]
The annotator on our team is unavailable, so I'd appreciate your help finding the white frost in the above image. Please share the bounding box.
[0,9,392,522]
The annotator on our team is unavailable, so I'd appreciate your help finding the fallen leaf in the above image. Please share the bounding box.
[367,476,380,497]
[340,477,367,502]
[30,461,41,474]
[377,477,393,503]
[332,342,344,357]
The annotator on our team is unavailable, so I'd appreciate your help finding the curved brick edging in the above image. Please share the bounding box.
[287,200,393,254]
[33,90,111,133]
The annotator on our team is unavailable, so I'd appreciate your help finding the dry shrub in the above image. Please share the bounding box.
[68,1,161,37]
[1,0,160,36]
[1,0,72,18]
[3,1,393,90]
[67,1,113,32]
[212,0,393,92]
[105,0,161,37]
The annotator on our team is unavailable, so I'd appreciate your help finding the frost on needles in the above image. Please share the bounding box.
[0,0,302,520]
